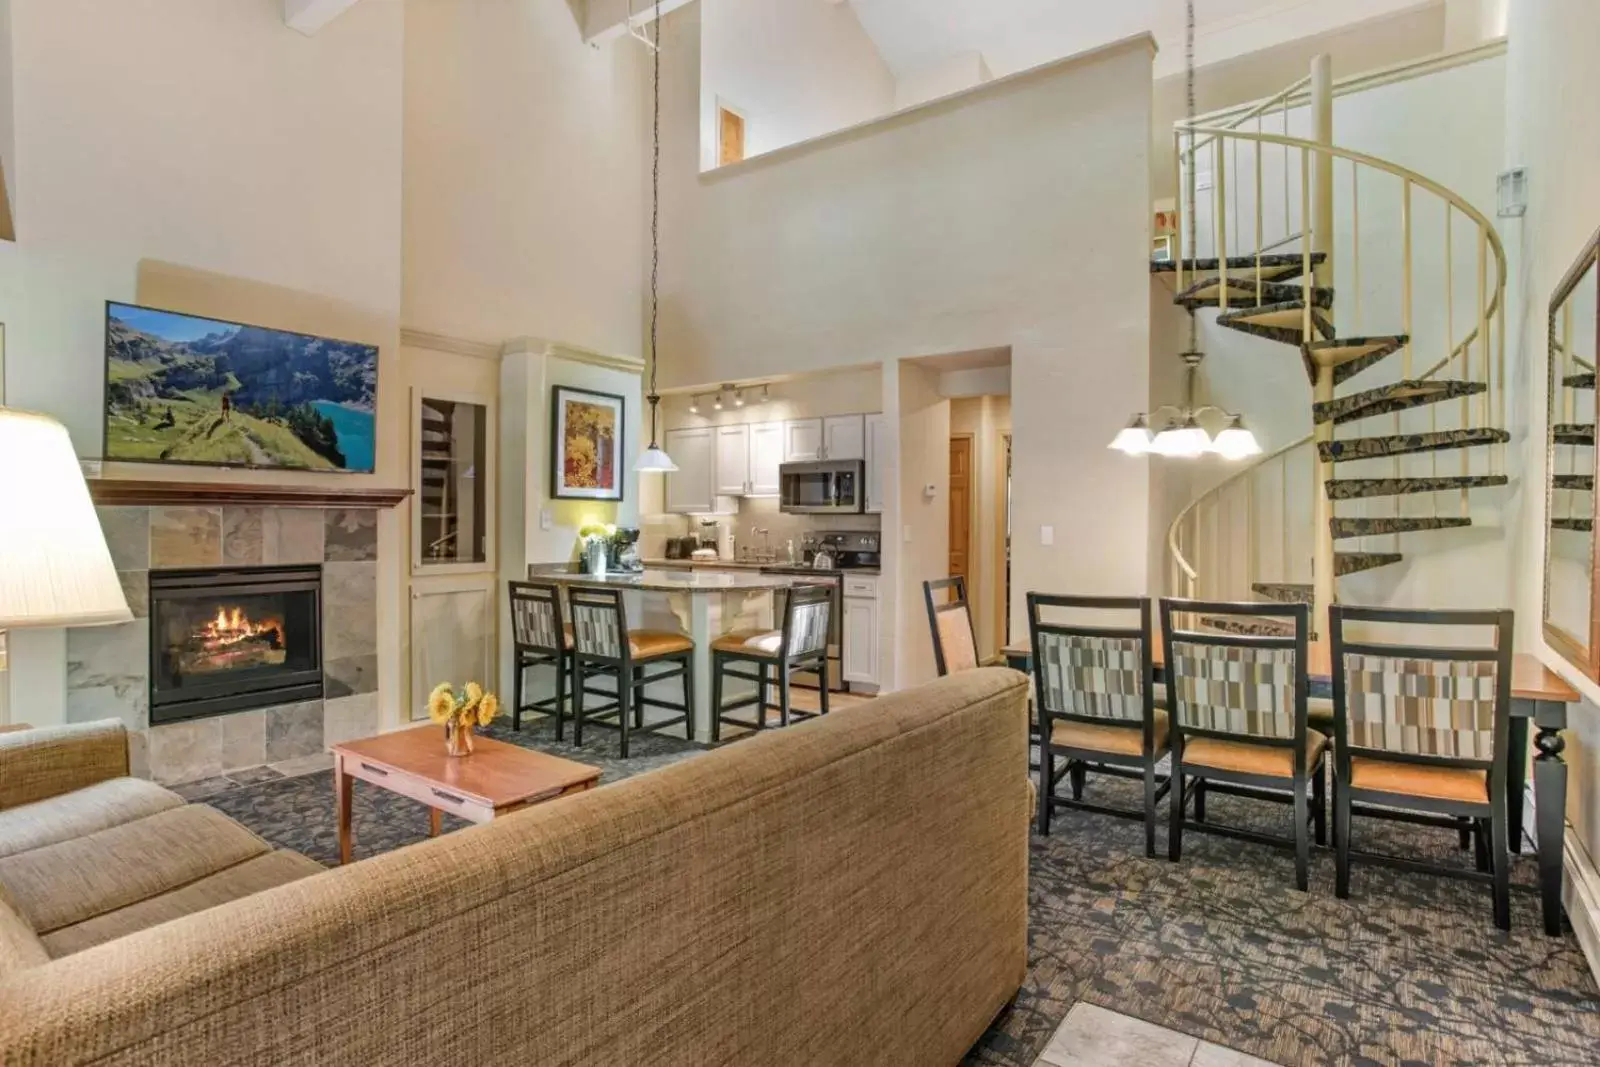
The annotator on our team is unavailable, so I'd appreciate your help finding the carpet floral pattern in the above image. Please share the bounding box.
[204,721,1600,1066]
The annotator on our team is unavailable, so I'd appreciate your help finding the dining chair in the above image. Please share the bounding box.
[710,583,832,739]
[924,577,980,675]
[568,586,694,758]
[1160,597,1327,891]
[508,579,571,736]
[1030,593,1169,857]
[1329,604,1514,930]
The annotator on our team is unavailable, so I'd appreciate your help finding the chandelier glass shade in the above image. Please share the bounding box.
[1107,352,1261,460]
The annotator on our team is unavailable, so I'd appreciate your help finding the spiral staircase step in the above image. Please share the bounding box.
[1564,373,1595,389]
[1251,582,1314,605]
[1198,615,1296,638]
[1317,427,1510,463]
[1314,379,1486,426]
[1325,474,1509,499]
[1175,278,1334,311]
[1216,300,1336,346]
[1554,423,1595,446]
[1336,551,1405,577]
[1554,474,1593,491]
[1151,251,1326,280]
[1553,518,1594,532]
[1330,516,1472,540]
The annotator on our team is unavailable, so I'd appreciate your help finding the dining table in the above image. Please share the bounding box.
[1002,641,1581,937]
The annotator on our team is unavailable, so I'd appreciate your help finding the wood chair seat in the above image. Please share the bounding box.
[1051,710,1169,756]
[1183,731,1328,779]
[711,629,784,658]
[1349,756,1488,804]
[625,631,694,660]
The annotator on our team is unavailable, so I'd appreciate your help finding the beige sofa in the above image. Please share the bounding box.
[0,667,1031,1066]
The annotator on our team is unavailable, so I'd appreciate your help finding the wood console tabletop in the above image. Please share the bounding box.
[331,726,600,864]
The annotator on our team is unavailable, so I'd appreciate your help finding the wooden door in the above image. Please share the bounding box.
[719,107,745,166]
[948,436,973,588]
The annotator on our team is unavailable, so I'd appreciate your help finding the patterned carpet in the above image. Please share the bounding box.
[206,719,1600,1066]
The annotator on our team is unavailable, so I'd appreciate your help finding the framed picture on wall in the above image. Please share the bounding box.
[551,385,625,501]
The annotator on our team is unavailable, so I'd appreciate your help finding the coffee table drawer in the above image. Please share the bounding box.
[345,757,496,824]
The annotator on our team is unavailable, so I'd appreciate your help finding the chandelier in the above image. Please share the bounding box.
[1111,0,1260,463]
[1109,350,1261,459]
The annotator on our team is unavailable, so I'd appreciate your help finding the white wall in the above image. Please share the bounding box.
[699,0,894,169]
[1505,0,1600,920]
[657,7,1155,683]
[894,51,993,111]
[896,360,950,687]
[402,0,644,356]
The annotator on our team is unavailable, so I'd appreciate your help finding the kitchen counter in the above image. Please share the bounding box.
[643,559,880,576]
[536,567,821,593]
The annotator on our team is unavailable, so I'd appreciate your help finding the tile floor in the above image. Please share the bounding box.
[1035,1004,1281,1067]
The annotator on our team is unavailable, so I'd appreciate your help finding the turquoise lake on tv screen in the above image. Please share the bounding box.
[311,401,376,473]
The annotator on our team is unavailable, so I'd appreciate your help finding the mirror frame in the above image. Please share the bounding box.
[1543,224,1600,680]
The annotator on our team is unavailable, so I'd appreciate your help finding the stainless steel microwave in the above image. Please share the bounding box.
[779,460,865,514]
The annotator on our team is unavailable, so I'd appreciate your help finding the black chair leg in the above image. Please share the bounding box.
[554,653,569,741]
[1334,773,1352,899]
[1491,809,1511,931]
[1475,818,1490,873]
[818,659,831,716]
[710,654,724,743]
[572,660,586,746]
[618,671,632,759]
[1292,776,1311,892]
[1312,761,1327,847]
[1459,821,1473,852]
[1142,760,1157,859]
[778,663,792,727]
[1168,766,1185,862]
[1194,779,1207,823]
[513,657,525,732]
[633,666,645,728]
[681,653,696,742]
[1069,762,1085,801]
[1037,750,1052,836]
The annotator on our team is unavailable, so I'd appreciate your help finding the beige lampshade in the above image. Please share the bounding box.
[0,408,132,629]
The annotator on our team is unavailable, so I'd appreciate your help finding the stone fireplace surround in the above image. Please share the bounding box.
[71,504,381,784]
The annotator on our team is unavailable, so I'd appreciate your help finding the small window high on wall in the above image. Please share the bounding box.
[718,104,746,166]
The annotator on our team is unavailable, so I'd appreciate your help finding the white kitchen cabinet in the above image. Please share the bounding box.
[842,575,880,686]
[863,412,886,514]
[714,424,750,496]
[822,414,866,461]
[748,421,784,496]
[784,418,822,462]
[664,427,716,513]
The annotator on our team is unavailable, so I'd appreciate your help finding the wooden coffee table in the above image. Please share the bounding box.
[330,726,601,864]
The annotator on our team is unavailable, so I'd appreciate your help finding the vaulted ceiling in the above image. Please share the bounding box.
[846,0,1441,80]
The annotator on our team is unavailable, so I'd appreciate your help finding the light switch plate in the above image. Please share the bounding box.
[903,525,913,543]
[539,507,553,531]
[1040,525,1054,546]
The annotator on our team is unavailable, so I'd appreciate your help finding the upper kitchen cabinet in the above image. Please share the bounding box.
[748,421,784,496]
[822,415,865,461]
[864,413,886,514]
[714,424,751,496]
[665,427,716,513]
[783,418,823,462]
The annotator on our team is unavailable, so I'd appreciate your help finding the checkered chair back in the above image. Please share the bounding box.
[1027,594,1153,727]
[783,585,832,658]
[569,587,626,660]
[1160,598,1309,743]
[1330,606,1513,764]
[925,577,979,674]
[509,580,563,653]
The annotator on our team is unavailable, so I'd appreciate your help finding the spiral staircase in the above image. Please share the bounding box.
[1156,57,1510,637]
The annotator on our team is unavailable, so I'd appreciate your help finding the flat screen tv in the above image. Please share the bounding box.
[103,302,378,473]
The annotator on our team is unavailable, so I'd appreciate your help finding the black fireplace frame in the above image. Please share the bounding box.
[148,564,324,724]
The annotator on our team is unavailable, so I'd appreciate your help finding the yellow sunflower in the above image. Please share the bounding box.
[462,681,484,714]
[476,693,500,727]
[427,682,456,725]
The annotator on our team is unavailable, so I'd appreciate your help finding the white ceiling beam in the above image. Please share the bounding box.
[583,0,697,46]
[283,0,363,37]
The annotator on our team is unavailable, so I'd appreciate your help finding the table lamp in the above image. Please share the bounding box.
[0,408,132,638]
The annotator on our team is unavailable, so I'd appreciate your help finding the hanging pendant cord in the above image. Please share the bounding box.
[1185,0,1199,362]
[647,0,663,446]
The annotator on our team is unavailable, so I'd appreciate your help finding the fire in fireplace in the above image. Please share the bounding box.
[148,565,323,724]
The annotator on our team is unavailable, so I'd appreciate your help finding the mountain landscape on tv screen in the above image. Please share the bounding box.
[104,306,377,472]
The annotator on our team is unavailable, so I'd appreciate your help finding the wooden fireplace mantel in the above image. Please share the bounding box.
[87,479,412,510]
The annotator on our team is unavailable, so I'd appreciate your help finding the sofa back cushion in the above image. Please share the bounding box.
[0,668,1031,1067]
[0,883,49,977]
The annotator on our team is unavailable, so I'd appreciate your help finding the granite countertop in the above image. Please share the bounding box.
[535,568,819,593]
[643,558,880,576]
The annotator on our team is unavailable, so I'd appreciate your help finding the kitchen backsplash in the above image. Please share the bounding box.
[641,497,880,562]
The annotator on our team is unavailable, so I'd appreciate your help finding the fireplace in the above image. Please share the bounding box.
[148,565,324,724]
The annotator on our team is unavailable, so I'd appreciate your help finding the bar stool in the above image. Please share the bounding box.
[710,584,832,739]
[508,579,572,736]
[568,586,694,758]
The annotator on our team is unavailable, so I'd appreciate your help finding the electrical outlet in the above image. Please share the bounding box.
[1040,525,1054,546]
[903,525,913,543]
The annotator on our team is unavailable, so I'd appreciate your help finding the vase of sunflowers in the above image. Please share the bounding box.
[428,681,500,757]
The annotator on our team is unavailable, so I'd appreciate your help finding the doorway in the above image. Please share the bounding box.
[949,433,973,593]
